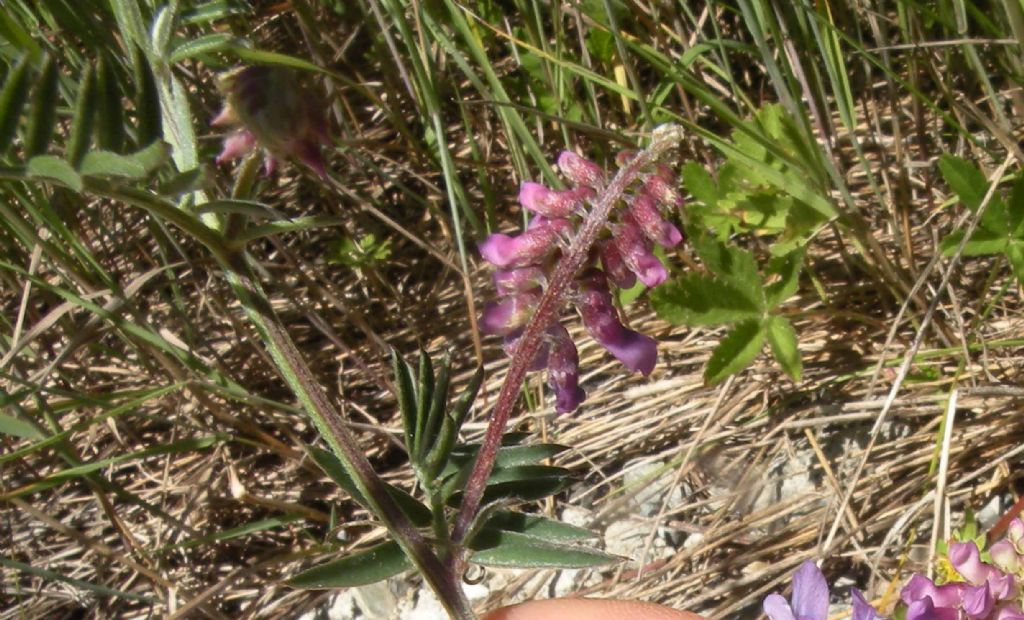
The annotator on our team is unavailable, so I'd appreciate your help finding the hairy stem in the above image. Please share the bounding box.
[449,125,685,555]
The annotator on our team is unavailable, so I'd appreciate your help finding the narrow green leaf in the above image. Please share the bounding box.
[169,33,236,64]
[25,56,59,156]
[414,350,434,455]
[27,155,83,191]
[0,414,43,440]
[80,150,146,178]
[704,320,767,385]
[423,364,484,479]
[418,354,451,461]
[939,154,988,212]
[97,54,125,152]
[288,541,411,589]
[447,465,571,505]
[134,50,162,145]
[468,529,618,569]
[766,315,802,381]
[150,6,176,59]
[1007,241,1024,284]
[650,275,762,327]
[449,443,568,469]
[308,447,432,527]
[226,45,325,75]
[68,64,97,167]
[0,558,156,603]
[392,350,418,454]
[484,511,597,543]
[0,55,32,156]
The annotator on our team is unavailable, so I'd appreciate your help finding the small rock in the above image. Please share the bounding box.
[622,460,685,517]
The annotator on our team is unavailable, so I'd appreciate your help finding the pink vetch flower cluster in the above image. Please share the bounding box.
[478,150,684,413]
[212,65,330,179]
[900,520,1024,620]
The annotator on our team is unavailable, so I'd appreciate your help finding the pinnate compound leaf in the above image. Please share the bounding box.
[704,320,767,385]
[651,274,761,327]
[28,155,82,191]
[939,154,988,212]
[288,541,411,589]
[469,529,618,569]
[766,315,802,381]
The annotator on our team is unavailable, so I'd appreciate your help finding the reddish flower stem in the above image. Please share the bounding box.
[450,126,685,557]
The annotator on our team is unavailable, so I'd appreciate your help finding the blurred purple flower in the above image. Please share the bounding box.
[763,560,829,620]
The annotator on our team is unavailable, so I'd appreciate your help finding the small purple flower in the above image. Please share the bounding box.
[626,193,684,248]
[763,560,829,620]
[996,605,1024,620]
[852,589,880,620]
[643,170,684,208]
[951,542,995,585]
[545,324,585,413]
[576,270,657,376]
[598,240,637,289]
[612,221,669,287]
[493,267,547,295]
[901,574,965,610]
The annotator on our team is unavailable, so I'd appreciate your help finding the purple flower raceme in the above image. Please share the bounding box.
[479,148,684,412]
[212,65,330,179]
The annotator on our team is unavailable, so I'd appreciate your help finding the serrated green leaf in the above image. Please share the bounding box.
[939,154,988,212]
[27,155,82,191]
[1007,241,1024,284]
[169,33,236,64]
[766,315,801,381]
[25,56,59,156]
[692,237,762,303]
[484,511,597,543]
[0,414,43,440]
[96,54,125,152]
[68,64,96,167]
[682,161,718,210]
[80,151,146,178]
[650,274,762,326]
[288,541,411,589]
[468,529,618,569]
[765,248,805,308]
[308,447,431,527]
[704,320,766,385]
[0,55,32,157]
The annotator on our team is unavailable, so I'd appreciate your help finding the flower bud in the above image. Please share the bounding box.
[557,151,605,188]
[519,182,593,218]
[576,270,657,375]
[1008,518,1024,553]
[626,193,683,248]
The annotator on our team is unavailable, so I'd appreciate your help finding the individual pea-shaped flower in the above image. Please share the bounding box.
[479,217,573,268]
[212,65,330,179]
[480,289,542,336]
[575,269,657,375]
[852,589,881,620]
[597,239,637,290]
[545,324,585,413]
[612,220,669,287]
[626,193,683,248]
